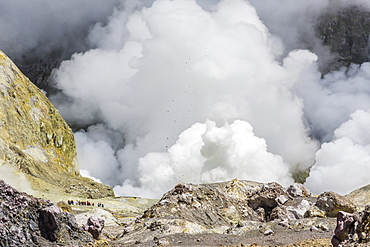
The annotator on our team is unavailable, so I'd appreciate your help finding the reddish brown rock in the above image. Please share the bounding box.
[83,216,105,240]
[332,211,358,247]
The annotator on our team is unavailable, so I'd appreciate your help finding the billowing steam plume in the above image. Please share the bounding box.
[2,0,370,198]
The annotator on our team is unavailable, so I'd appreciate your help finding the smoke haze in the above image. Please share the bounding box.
[2,0,370,197]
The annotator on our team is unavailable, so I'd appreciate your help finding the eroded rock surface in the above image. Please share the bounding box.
[332,206,370,247]
[346,184,370,209]
[316,191,356,217]
[83,216,105,240]
[317,5,370,73]
[142,180,272,227]
[113,180,341,246]
[0,180,93,247]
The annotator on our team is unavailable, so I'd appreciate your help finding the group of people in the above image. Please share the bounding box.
[67,200,104,207]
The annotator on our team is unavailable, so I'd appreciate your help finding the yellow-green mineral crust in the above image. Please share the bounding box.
[0,50,113,198]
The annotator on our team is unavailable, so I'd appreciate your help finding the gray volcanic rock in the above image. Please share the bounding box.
[142,180,268,227]
[83,216,105,240]
[142,180,348,228]
[287,183,314,197]
[332,211,358,247]
[113,180,339,246]
[0,179,93,247]
[315,191,356,217]
[317,5,370,73]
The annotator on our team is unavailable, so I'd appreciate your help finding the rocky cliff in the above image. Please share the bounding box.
[317,5,370,73]
[0,50,113,199]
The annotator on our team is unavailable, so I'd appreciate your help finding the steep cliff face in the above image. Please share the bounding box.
[0,50,113,199]
[317,5,370,73]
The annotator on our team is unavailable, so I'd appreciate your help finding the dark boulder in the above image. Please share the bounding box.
[331,206,370,246]
[332,211,358,247]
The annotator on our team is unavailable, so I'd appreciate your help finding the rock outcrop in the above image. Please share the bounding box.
[315,191,356,217]
[0,50,113,199]
[142,180,353,227]
[317,5,370,73]
[142,179,266,227]
[346,184,370,209]
[113,180,345,246]
[83,216,105,240]
[332,206,370,247]
[0,179,93,247]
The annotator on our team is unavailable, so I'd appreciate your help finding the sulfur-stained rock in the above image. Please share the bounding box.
[56,200,72,213]
[0,50,113,198]
[316,191,356,217]
[305,205,326,218]
[142,180,266,228]
[346,184,370,208]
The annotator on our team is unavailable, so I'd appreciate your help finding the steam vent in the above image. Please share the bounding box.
[0,50,113,198]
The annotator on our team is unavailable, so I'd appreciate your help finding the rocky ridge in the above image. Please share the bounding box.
[0,50,113,199]
[107,179,354,246]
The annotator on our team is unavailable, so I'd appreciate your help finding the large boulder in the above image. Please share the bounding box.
[332,206,370,246]
[286,183,314,197]
[75,208,118,227]
[332,211,358,247]
[271,198,313,221]
[247,182,291,221]
[0,50,113,198]
[0,179,93,246]
[315,191,356,217]
[83,216,105,240]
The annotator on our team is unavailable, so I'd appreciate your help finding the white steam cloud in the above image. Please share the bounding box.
[306,109,370,195]
[3,0,370,197]
[116,120,294,197]
[0,164,35,195]
[52,0,319,197]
